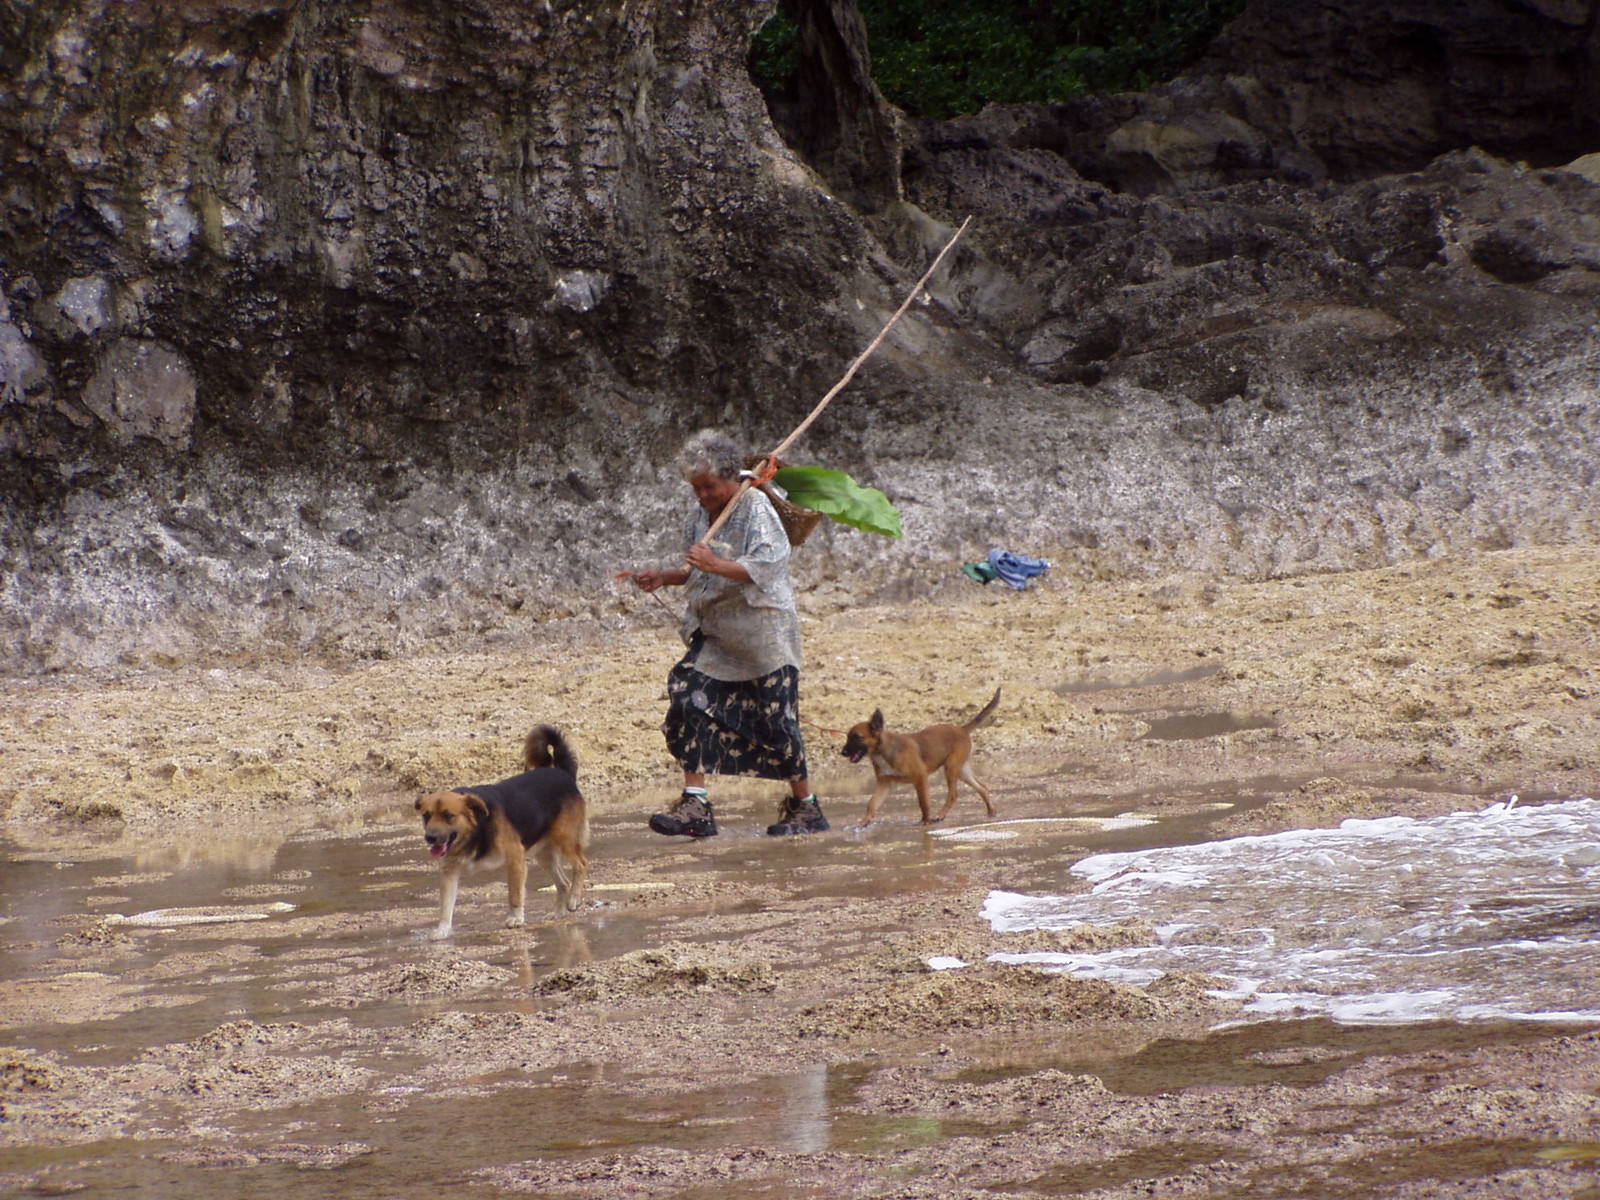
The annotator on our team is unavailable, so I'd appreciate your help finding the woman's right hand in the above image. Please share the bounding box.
[618,567,688,592]
[628,568,667,592]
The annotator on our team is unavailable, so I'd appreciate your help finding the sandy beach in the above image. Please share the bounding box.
[2,544,1598,1197]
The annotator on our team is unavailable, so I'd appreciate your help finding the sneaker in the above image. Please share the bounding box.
[649,791,718,838]
[766,794,829,836]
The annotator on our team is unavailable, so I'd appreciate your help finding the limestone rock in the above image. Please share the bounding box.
[81,339,197,447]
[2,0,1599,668]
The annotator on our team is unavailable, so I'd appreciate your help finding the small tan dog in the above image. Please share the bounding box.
[414,725,589,939]
[839,689,1000,827]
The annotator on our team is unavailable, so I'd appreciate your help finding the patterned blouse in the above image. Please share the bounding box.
[679,487,802,681]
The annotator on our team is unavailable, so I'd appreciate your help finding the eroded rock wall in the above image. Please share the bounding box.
[1,0,881,464]
[0,0,886,666]
[2,0,1598,671]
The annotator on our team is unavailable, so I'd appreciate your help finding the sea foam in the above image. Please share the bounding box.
[979,798,1600,1025]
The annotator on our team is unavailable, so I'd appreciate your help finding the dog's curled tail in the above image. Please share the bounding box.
[523,724,578,777]
[963,688,1002,732]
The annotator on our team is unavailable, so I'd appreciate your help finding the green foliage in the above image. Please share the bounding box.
[749,8,799,98]
[770,466,903,539]
[750,0,1248,119]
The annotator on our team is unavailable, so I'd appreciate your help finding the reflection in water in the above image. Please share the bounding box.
[783,1063,830,1153]
[131,834,287,874]
[984,798,1600,1024]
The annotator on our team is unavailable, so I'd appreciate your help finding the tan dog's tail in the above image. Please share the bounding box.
[523,725,578,777]
[962,688,1002,733]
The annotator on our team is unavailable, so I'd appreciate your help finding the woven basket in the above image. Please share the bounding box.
[745,456,824,546]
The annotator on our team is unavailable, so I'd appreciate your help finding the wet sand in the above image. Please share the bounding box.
[2,545,1599,1198]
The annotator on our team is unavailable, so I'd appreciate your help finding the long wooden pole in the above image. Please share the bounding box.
[697,214,973,548]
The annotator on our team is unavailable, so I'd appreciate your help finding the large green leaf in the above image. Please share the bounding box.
[770,466,903,539]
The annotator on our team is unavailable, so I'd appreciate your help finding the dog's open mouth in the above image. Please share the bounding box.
[843,749,866,763]
[426,832,457,858]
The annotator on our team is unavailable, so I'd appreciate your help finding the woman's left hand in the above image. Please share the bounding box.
[686,544,751,583]
[685,544,725,575]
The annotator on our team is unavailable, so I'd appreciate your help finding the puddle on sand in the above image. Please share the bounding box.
[0,801,1166,1057]
[1047,657,1273,739]
[4,1022,1586,1200]
[0,1060,992,1200]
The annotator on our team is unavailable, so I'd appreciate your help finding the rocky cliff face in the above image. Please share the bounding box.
[1,0,879,666]
[2,0,1598,670]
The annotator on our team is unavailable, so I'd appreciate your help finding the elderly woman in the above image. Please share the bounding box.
[626,429,828,838]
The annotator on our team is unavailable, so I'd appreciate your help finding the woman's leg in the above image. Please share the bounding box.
[769,776,828,835]
[652,658,717,835]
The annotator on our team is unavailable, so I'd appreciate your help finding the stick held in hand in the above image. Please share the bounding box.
[698,216,973,548]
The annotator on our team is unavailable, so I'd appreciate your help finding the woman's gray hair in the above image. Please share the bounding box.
[676,429,744,481]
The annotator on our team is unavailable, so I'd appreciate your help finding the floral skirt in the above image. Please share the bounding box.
[663,639,808,782]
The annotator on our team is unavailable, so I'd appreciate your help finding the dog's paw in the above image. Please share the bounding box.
[504,911,527,928]
[429,925,454,940]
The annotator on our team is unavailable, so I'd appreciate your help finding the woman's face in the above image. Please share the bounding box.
[689,472,741,515]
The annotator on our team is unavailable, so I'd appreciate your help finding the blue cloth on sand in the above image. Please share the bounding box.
[986,548,1050,590]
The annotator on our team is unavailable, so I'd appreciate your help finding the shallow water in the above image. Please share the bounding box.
[981,797,1600,1025]
[1136,709,1277,741]
[1,1016,1585,1200]
[0,1064,948,1200]
[0,803,1123,1056]
[4,789,1591,1198]
[0,803,1044,1196]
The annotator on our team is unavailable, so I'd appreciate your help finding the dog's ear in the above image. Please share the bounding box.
[869,709,884,733]
[465,793,490,820]
[414,795,425,813]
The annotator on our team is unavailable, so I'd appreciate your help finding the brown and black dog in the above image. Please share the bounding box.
[840,689,1000,828]
[414,725,589,939]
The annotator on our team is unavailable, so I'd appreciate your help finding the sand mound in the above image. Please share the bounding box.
[801,965,1163,1038]
[534,943,777,1002]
